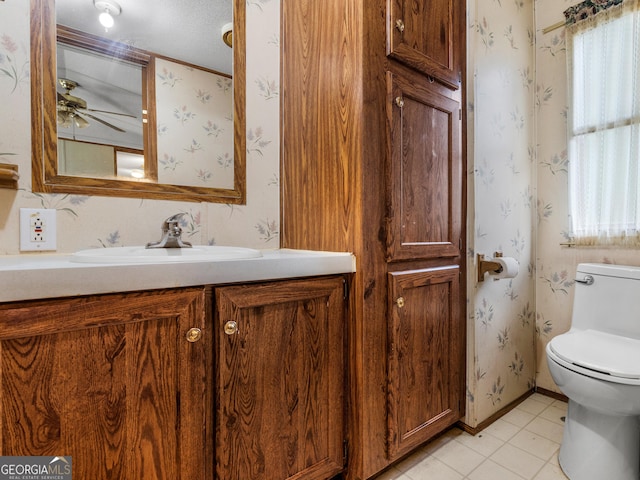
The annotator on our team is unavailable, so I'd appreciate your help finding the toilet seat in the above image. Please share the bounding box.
[549,329,640,384]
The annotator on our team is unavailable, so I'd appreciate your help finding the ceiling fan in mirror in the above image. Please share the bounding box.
[56,78,136,133]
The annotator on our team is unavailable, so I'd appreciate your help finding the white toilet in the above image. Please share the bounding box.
[546,263,640,480]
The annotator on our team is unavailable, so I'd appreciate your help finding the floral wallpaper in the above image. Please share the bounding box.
[0,0,280,254]
[467,0,640,429]
[155,58,234,189]
[465,0,536,427]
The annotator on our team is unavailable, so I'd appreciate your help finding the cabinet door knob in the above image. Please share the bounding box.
[395,19,405,32]
[186,327,203,343]
[224,321,238,335]
[396,297,405,308]
[395,96,405,108]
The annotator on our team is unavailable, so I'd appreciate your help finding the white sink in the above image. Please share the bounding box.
[71,245,263,264]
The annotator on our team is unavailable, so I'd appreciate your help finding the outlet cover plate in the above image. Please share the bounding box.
[20,208,57,251]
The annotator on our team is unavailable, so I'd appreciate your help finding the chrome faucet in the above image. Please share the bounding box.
[146,213,193,249]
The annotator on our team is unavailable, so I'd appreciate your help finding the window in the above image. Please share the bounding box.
[567,0,640,245]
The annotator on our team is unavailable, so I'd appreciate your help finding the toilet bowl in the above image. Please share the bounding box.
[546,263,640,480]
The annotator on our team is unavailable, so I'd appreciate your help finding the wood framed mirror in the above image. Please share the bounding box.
[30,0,246,204]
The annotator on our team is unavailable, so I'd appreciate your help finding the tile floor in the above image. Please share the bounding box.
[377,393,570,480]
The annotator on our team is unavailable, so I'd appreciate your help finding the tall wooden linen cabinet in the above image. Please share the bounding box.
[280,1,466,479]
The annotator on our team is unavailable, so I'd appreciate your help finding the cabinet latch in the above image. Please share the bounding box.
[343,439,349,465]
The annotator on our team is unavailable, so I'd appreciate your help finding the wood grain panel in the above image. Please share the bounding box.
[280,0,363,252]
[1,320,178,478]
[387,266,463,460]
[386,70,462,261]
[387,0,461,89]
[0,288,210,480]
[215,277,345,480]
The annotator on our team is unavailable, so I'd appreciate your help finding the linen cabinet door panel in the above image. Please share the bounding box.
[387,266,463,460]
[387,0,461,89]
[215,277,345,480]
[386,71,462,262]
[0,288,210,480]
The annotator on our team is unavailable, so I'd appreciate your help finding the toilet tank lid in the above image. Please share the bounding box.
[549,329,640,380]
[578,263,640,279]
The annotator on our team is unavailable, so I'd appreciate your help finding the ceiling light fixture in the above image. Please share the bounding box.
[221,22,233,48]
[94,0,121,31]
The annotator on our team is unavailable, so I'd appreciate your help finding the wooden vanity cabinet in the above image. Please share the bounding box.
[213,276,346,480]
[0,275,349,480]
[0,288,212,480]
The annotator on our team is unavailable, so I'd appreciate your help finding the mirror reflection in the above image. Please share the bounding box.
[154,57,234,189]
[56,0,233,74]
[56,39,145,179]
[31,0,246,204]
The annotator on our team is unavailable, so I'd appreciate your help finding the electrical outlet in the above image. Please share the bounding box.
[31,214,45,242]
[20,208,57,251]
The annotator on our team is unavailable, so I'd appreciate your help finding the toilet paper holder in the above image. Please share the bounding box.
[477,252,504,282]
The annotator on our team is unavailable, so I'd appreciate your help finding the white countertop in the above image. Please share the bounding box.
[0,248,355,303]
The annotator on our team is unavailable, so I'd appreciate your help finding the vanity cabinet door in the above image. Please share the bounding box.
[386,70,462,262]
[0,288,211,480]
[387,0,461,89]
[215,276,346,480]
[387,266,464,460]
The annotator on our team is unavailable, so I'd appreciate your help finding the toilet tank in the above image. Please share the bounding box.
[571,263,640,339]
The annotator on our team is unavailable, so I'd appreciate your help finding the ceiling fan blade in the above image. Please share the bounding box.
[82,113,126,133]
[83,108,137,119]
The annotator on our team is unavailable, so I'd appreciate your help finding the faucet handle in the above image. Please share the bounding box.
[163,213,186,228]
[146,213,192,249]
[164,213,192,247]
